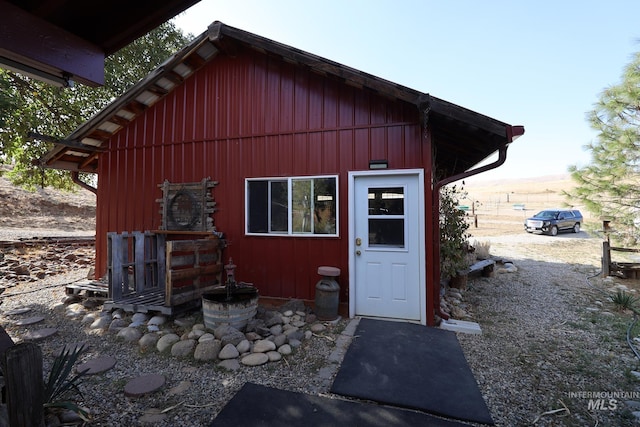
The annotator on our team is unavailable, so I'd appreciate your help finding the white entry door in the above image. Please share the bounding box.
[351,172,424,322]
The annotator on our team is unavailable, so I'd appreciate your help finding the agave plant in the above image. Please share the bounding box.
[43,344,91,422]
[608,290,639,313]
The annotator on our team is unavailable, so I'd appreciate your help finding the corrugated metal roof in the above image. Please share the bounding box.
[42,21,522,177]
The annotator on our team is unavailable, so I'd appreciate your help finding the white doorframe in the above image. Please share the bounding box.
[348,169,426,325]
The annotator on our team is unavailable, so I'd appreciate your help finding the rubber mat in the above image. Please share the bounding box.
[330,318,494,425]
[211,382,472,426]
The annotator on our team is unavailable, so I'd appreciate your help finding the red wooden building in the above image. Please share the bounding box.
[44,22,524,325]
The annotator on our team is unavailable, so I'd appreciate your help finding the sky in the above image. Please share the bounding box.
[172,0,640,182]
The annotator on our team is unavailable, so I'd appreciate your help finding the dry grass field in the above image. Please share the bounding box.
[461,173,595,238]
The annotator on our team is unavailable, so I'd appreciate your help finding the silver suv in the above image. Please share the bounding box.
[524,209,583,236]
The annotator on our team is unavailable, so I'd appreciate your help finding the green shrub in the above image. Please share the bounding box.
[440,184,471,280]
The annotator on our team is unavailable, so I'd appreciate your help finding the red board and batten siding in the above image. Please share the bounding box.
[95,48,431,302]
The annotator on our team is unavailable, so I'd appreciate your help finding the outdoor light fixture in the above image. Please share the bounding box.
[369,160,388,170]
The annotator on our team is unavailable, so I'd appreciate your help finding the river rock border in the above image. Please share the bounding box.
[63,297,332,370]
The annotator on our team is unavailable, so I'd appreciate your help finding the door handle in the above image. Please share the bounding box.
[356,250,361,256]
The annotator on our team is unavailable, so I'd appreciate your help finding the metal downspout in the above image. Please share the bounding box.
[432,125,524,322]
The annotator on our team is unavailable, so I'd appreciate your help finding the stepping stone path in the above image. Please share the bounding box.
[76,356,117,375]
[14,315,44,326]
[4,307,31,315]
[23,327,58,340]
[124,374,166,397]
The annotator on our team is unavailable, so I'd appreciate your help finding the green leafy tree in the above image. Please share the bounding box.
[567,50,640,245]
[0,21,190,190]
[440,184,471,280]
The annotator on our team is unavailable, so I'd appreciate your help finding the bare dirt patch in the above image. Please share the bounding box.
[0,172,95,239]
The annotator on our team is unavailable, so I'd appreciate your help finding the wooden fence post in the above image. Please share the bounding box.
[2,342,44,427]
[602,240,611,277]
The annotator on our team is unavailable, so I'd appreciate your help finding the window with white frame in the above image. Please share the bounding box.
[246,175,338,236]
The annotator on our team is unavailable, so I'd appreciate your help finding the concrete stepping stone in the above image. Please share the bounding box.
[24,328,58,340]
[4,307,31,315]
[77,356,117,375]
[124,374,165,397]
[14,315,44,326]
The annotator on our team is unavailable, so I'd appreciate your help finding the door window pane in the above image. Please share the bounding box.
[367,186,405,247]
[368,219,405,247]
[368,187,404,215]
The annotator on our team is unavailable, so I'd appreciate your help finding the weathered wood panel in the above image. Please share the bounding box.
[107,231,165,300]
[165,237,223,306]
[2,343,44,427]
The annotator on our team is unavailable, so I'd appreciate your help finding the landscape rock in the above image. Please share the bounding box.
[171,339,196,357]
[218,343,239,360]
[219,328,246,347]
[266,351,282,362]
[117,327,142,342]
[241,352,269,366]
[156,334,180,353]
[236,339,251,353]
[108,318,128,332]
[194,340,221,361]
[278,344,292,355]
[139,333,160,349]
[253,339,276,353]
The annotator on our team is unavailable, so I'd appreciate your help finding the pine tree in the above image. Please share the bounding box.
[568,50,640,245]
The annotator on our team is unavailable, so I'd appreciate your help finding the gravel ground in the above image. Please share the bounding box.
[0,265,354,426]
[460,230,640,426]
[3,223,640,426]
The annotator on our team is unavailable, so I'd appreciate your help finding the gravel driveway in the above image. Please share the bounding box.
[459,230,640,426]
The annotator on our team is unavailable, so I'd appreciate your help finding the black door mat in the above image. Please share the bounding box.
[211,382,472,427]
[330,318,494,425]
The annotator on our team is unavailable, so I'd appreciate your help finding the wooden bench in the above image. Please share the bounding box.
[459,259,496,277]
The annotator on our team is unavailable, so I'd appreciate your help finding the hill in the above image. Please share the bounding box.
[0,171,96,240]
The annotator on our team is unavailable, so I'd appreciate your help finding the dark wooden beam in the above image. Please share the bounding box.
[0,0,105,87]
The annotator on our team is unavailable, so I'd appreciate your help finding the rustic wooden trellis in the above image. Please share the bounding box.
[157,178,218,232]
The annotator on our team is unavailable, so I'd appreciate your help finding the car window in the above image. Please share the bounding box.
[535,211,557,219]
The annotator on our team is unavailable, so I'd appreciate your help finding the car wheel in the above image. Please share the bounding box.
[549,225,558,236]
[573,223,580,233]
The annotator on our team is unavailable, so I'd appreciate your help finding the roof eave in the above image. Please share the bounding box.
[43,21,523,176]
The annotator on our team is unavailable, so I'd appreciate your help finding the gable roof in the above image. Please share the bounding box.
[41,21,524,178]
